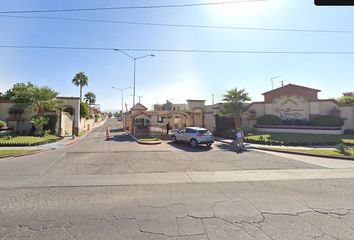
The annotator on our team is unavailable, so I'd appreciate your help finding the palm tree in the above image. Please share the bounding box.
[221,88,251,129]
[31,86,62,115]
[72,72,89,101]
[84,91,96,105]
[30,86,62,136]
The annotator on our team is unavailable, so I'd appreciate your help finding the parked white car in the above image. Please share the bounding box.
[170,127,214,147]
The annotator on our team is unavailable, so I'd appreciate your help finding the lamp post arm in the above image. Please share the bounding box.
[113,48,134,60]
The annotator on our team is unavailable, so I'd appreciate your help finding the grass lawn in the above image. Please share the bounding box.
[0,135,60,146]
[279,148,354,158]
[79,130,87,137]
[0,150,40,158]
[246,133,354,145]
[138,136,160,141]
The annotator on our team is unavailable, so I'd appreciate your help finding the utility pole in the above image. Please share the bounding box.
[137,95,143,103]
[212,94,214,105]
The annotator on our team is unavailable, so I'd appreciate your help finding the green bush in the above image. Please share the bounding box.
[311,115,344,127]
[257,114,282,125]
[31,116,49,136]
[43,115,58,134]
[8,104,25,114]
[336,143,349,154]
[0,120,7,128]
[215,114,234,133]
[80,101,90,119]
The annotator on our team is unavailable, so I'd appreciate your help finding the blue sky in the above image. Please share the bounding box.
[1,0,354,111]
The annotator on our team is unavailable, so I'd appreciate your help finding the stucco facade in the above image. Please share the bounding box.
[247,84,354,131]
[0,97,82,136]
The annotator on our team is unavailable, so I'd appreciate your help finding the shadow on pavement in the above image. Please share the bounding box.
[167,142,213,152]
[214,142,250,154]
[110,128,125,133]
[110,133,135,142]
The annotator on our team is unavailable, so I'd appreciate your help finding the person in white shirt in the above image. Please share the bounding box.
[235,129,244,148]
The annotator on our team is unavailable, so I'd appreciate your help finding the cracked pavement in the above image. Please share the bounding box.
[1,119,354,239]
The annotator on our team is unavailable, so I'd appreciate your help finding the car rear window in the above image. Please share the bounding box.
[198,130,209,134]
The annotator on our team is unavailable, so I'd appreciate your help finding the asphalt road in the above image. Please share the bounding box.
[1,118,354,239]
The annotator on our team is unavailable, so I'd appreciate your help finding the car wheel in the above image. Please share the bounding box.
[190,139,198,148]
[171,135,177,143]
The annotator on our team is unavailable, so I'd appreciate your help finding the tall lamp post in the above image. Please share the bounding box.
[112,86,132,116]
[113,49,155,106]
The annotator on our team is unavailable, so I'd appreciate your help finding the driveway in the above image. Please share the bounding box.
[36,118,322,175]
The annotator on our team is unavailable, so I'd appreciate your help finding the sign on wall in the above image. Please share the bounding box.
[273,96,309,120]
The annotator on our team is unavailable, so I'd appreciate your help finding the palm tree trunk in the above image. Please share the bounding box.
[234,114,241,129]
[80,85,82,101]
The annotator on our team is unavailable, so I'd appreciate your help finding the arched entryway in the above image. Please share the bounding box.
[61,105,75,136]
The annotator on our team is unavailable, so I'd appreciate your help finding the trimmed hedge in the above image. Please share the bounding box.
[0,135,60,146]
[310,115,344,127]
[244,138,349,147]
[215,115,234,133]
[257,114,282,125]
[0,120,6,128]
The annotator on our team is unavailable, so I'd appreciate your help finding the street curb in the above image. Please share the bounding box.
[215,138,233,144]
[122,129,162,144]
[0,148,54,159]
[137,140,162,145]
[251,146,354,161]
[65,139,78,146]
[215,138,354,160]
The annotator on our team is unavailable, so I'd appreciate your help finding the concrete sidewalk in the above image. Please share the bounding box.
[0,118,108,151]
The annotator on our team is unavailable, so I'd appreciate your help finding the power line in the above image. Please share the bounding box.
[1,14,354,34]
[1,45,354,55]
[0,0,266,14]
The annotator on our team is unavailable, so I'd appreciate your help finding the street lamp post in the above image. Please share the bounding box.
[113,48,155,106]
[112,86,132,116]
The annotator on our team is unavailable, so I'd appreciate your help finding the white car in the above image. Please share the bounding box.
[170,127,214,147]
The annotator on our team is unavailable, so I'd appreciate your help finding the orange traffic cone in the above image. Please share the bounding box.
[105,126,110,141]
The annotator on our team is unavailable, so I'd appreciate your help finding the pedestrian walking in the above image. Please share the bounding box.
[235,129,244,152]
[236,129,244,147]
[166,122,170,135]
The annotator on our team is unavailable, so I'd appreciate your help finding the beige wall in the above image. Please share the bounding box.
[0,102,14,120]
[264,103,273,115]
[319,101,338,115]
[204,113,216,132]
[341,106,354,130]
[309,102,320,115]
[248,103,265,118]
[61,112,73,136]
[187,100,205,111]
[0,102,35,133]
[80,118,95,131]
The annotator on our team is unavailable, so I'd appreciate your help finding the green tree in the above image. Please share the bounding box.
[221,88,251,129]
[83,91,96,105]
[337,95,354,105]
[80,101,90,119]
[31,86,62,116]
[72,72,89,101]
[1,82,34,106]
